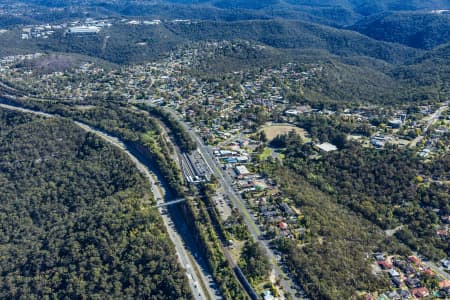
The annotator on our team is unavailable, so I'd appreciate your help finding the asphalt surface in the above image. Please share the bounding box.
[0,103,215,300]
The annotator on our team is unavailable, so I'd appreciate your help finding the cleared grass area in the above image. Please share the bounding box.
[260,124,310,142]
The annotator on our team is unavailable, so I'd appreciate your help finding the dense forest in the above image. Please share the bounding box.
[351,12,450,50]
[274,131,449,260]
[0,108,192,299]
[8,0,450,27]
[260,163,394,300]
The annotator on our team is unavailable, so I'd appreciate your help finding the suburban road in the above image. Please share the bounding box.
[412,252,450,282]
[410,103,448,147]
[0,103,215,300]
[161,107,305,299]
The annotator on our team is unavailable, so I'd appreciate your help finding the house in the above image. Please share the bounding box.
[440,259,450,270]
[392,258,404,267]
[378,260,393,269]
[408,256,421,265]
[215,150,235,157]
[262,290,274,300]
[391,277,402,288]
[437,229,448,239]
[374,253,385,261]
[387,291,400,300]
[422,268,435,276]
[410,287,429,298]
[439,280,450,289]
[440,286,450,297]
[278,222,288,230]
[397,289,410,300]
[418,148,431,158]
[387,269,400,278]
[402,264,416,275]
[405,277,421,288]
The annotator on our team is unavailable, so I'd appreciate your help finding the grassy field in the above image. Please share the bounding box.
[260,124,310,141]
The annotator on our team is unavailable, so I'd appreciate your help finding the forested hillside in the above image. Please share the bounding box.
[279,137,449,260]
[8,19,416,65]
[164,20,421,64]
[392,42,450,87]
[0,109,192,299]
[351,12,450,49]
[262,164,392,300]
[10,0,450,26]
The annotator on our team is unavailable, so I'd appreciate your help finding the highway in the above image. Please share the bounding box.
[0,102,215,300]
[131,105,260,299]
[160,106,304,299]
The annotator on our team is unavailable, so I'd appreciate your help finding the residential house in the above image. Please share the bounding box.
[408,256,421,265]
[410,287,429,298]
[378,261,393,270]
[391,277,402,288]
[405,277,421,289]
[441,259,450,270]
[387,269,400,278]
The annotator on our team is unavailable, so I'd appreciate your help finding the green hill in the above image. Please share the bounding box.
[0,19,419,65]
[164,19,421,63]
[392,42,450,87]
[351,12,450,49]
[0,109,192,299]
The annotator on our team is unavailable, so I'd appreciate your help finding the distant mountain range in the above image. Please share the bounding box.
[2,0,447,50]
[11,0,450,25]
[0,0,449,103]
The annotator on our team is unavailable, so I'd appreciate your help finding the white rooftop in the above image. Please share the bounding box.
[68,26,101,34]
[235,165,251,176]
[316,142,338,152]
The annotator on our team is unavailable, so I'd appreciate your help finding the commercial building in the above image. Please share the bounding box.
[388,119,403,128]
[235,165,251,176]
[67,26,101,35]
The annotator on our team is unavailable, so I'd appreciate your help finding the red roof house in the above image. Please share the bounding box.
[439,280,450,289]
[422,268,435,276]
[408,256,421,265]
[411,287,429,298]
[378,260,393,269]
[278,222,288,230]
